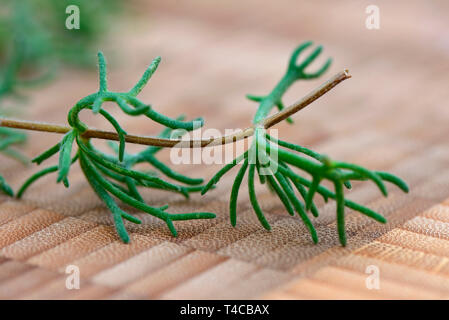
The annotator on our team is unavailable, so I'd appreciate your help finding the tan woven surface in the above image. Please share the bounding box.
[1,0,449,299]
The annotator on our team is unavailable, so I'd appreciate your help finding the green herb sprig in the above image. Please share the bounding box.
[201,42,409,246]
[16,52,214,243]
[0,0,122,193]
[0,0,121,101]
[0,43,410,246]
[0,127,28,195]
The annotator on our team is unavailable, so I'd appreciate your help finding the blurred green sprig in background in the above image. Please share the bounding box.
[0,0,121,100]
[0,0,122,190]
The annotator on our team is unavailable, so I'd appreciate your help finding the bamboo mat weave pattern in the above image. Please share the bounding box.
[0,0,449,299]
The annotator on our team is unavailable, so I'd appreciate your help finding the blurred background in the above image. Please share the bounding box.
[0,0,449,299]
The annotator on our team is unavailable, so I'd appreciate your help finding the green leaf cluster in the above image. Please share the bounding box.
[17,52,214,243]
[202,42,409,246]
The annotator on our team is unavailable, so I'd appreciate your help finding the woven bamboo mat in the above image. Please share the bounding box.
[1,0,449,299]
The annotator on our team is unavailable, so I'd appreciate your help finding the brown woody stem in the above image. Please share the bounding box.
[0,70,350,148]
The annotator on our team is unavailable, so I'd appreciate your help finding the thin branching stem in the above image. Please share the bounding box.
[0,70,350,148]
